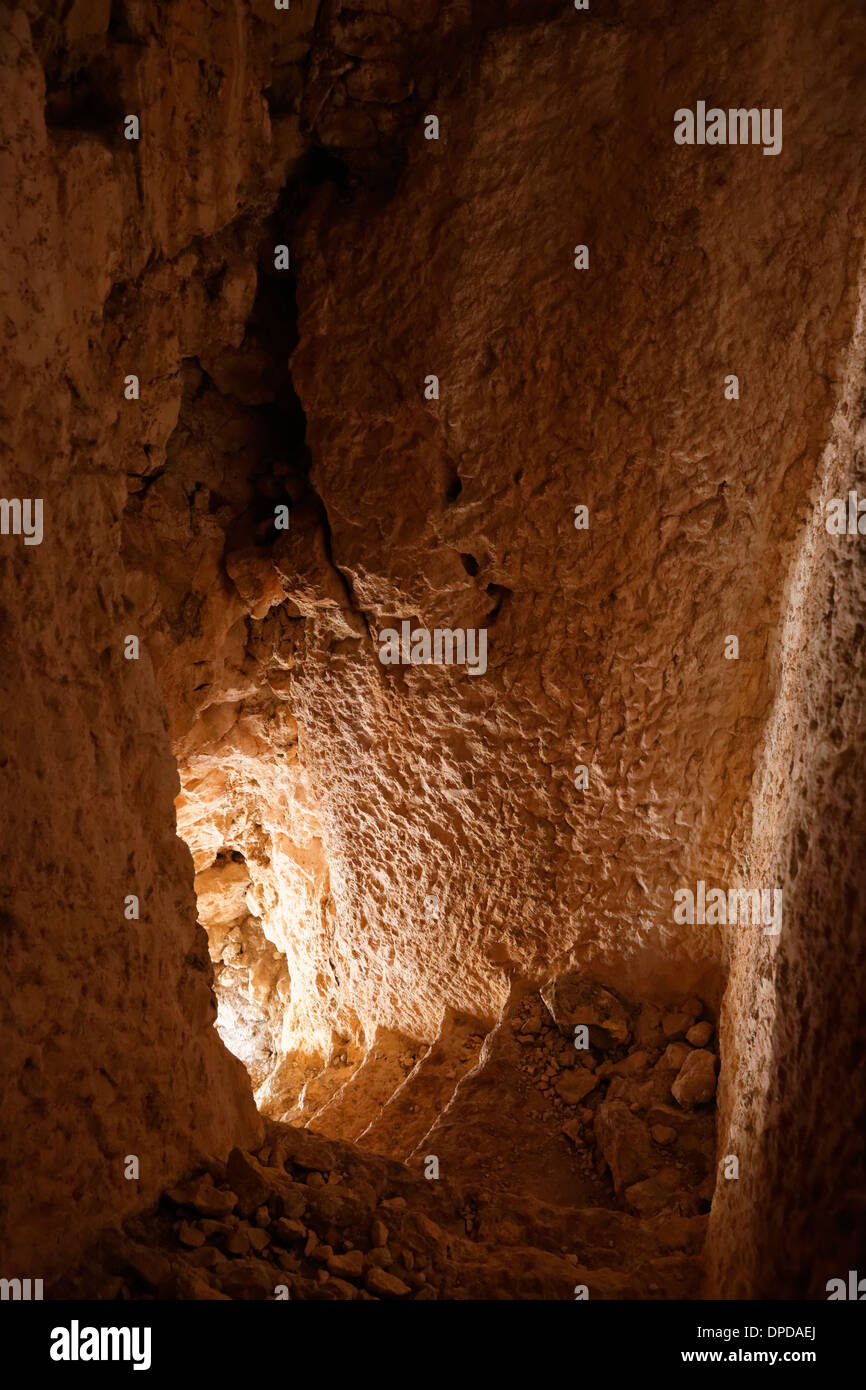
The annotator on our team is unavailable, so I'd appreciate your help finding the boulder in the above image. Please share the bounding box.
[594,1101,657,1192]
[671,1050,717,1109]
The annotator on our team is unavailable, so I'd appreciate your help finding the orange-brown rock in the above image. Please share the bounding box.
[1,0,864,1306]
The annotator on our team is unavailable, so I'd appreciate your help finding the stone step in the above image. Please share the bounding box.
[409,982,716,1220]
[355,1009,488,1160]
[306,1028,423,1141]
[279,1045,366,1128]
[409,1017,611,1210]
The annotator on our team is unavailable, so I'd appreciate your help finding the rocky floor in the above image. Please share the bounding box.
[410,981,717,1222]
[51,976,718,1300]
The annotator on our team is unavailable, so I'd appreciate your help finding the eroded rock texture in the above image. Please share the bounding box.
[709,287,866,1298]
[1,0,864,1298]
[52,1107,711,1301]
[55,975,723,1301]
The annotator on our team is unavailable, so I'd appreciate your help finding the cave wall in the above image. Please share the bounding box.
[1,0,864,1293]
[286,0,865,1043]
[708,275,866,1298]
[125,0,866,1102]
[0,0,278,1279]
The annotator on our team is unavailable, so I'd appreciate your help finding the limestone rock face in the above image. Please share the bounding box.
[707,283,866,1299]
[1,0,864,1299]
[287,0,866,1051]
[0,0,277,1279]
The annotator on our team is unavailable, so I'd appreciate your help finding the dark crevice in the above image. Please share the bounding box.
[44,73,123,135]
[445,467,463,503]
[127,468,165,500]
[485,583,511,623]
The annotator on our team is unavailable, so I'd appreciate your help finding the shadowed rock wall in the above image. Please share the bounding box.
[708,275,866,1298]
[0,0,275,1280]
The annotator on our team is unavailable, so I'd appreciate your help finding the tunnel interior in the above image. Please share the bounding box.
[1,0,865,1307]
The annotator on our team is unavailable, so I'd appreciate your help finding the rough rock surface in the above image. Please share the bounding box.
[708,277,866,1298]
[1,0,864,1299]
[0,0,270,1280]
[52,1111,709,1301]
